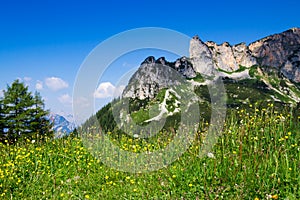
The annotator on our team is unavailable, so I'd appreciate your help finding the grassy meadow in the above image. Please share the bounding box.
[1,104,299,199]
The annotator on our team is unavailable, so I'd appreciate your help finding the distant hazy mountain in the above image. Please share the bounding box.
[49,113,76,138]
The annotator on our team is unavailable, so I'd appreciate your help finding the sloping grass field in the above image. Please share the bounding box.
[1,104,299,199]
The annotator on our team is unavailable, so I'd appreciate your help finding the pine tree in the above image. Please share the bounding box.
[0,97,4,142]
[29,91,53,141]
[1,80,52,143]
[2,80,33,142]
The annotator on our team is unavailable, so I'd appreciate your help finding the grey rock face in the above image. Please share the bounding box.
[189,35,215,76]
[174,56,196,78]
[122,56,188,100]
[281,49,300,82]
[232,43,257,68]
[191,36,256,74]
[123,27,300,100]
[249,28,300,82]
[191,28,300,82]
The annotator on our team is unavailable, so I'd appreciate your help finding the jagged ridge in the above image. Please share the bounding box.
[123,28,300,103]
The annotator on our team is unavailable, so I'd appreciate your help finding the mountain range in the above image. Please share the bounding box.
[49,113,75,138]
[81,28,300,133]
[123,27,300,101]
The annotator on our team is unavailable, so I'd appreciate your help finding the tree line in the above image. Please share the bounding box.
[0,80,53,144]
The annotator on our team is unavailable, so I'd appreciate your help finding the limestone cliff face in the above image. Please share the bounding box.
[189,35,215,76]
[190,36,256,75]
[190,28,300,82]
[249,28,300,82]
[123,28,300,100]
[232,42,257,68]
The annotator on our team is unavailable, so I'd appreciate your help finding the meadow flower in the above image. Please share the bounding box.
[207,152,215,158]
[266,194,272,199]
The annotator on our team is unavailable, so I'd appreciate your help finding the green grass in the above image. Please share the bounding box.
[1,105,300,199]
[217,65,248,74]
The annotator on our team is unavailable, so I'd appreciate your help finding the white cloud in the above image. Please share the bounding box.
[45,77,68,91]
[24,77,32,82]
[0,89,3,98]
[17,76,32,87]
[94,82,125,99]
[35,80,43,90]
[58,94,72,105]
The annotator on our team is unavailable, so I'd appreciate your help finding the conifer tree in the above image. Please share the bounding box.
[1,80,52,143]
[0,98,4,141]
[29,91,53,140]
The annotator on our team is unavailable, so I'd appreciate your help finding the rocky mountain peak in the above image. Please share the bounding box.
[190,35,256,74]
[122,57,186,100]
[248,28,300,82]
[189,35,215,76]
[192,35,201,41]
[221,42,231,47]
[123,28,300,100]
[190,28,300,82]
[156,57,167,65]
[141,56,156,65]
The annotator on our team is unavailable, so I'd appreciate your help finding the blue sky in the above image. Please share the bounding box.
[0,0,299,122]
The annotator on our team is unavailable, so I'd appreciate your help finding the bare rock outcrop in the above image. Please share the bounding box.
[122,56,192,100]
[123,28,300,100]
[232,42,257,67]
[190,36,256,74]
[190,28,300,82]
[189,35,215,76]
[249,27,300,82]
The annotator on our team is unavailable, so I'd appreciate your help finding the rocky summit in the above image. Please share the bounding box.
[122,56,195,100]
[190,28,300,81]
[249,28,300,82]
[123,28,300,102]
